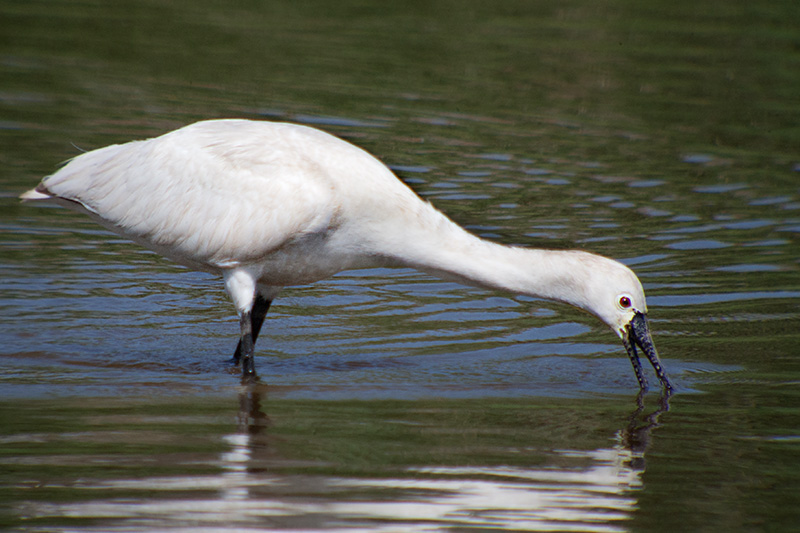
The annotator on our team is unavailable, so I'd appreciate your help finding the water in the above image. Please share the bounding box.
[1,0,799,531]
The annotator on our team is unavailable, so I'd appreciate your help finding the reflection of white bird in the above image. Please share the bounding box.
[21,119,672,390]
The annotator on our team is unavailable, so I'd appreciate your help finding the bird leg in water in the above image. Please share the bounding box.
[233,296,272,379]
[231,295,272,366]
[238,310,256,378]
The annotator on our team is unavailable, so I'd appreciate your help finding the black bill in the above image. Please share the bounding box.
[622,311,673,392]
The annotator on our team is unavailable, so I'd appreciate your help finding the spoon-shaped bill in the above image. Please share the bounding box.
[623,311,673,392]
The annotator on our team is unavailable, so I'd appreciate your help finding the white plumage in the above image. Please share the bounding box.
[21,119,673,391]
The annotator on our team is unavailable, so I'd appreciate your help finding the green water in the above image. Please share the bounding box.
[1,0,799,531]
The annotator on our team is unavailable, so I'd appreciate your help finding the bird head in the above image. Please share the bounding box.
[574,255,673,393]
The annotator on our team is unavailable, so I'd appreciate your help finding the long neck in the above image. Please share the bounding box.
[366,201,598,312]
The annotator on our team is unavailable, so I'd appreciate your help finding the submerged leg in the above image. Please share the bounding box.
[231,295,272,366]
[223,270,274,381]
[239,308,256,377]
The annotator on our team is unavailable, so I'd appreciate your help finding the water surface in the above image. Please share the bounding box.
[1,0,799,531]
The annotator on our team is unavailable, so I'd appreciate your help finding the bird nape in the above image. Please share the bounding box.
[20,119,673,393]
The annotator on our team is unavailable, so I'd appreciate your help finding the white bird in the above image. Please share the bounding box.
[21,119,672,391]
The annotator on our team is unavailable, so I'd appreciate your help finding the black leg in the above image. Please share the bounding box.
[230,295,272,369]
[239,309,256,378]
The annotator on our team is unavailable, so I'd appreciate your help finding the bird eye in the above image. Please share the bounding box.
[619,296,632,309]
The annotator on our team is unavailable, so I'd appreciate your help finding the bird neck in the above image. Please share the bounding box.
[371,203,595,312]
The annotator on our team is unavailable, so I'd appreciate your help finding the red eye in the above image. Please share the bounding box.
[619,296,632,308]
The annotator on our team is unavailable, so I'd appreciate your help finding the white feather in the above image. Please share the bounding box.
[22,119,649,338]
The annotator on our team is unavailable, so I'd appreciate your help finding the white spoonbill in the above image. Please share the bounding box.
[21,119,672,391]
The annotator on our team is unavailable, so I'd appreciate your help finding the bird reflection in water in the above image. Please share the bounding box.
[619,390,672,473]
[218,388,672,530]
[219,384,270,502]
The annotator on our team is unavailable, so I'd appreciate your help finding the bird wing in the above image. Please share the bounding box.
[33,121,339,271]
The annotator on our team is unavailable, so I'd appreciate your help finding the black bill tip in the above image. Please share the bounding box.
[624,311,673,393]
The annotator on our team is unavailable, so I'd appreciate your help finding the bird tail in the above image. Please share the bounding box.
[20,185,53,202]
